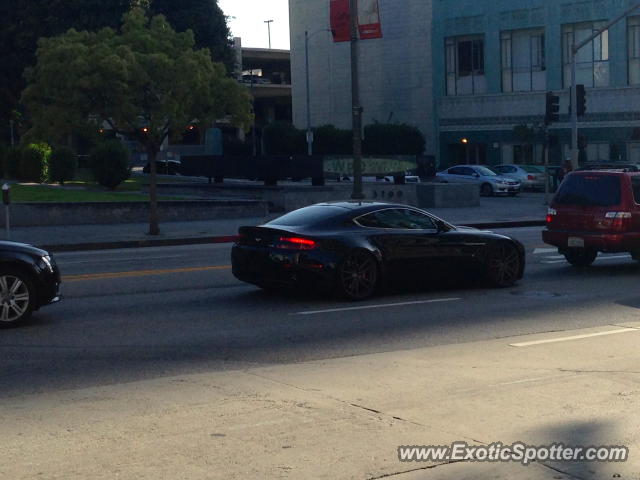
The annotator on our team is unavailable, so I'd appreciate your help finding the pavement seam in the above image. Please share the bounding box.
[365,460,466,480]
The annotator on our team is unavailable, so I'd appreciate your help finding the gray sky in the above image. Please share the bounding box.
[218,0,291,49]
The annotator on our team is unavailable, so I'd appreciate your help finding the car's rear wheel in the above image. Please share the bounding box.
[484,242,521,287]
[564,248,597,267]
[337,250,379,300]
[480,183,493,197]
[0,268,35,327]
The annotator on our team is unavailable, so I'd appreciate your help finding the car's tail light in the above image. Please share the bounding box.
[605,212,632,232]
[527,175,536,181]
[276,236,317,250]
[546,208,557,225]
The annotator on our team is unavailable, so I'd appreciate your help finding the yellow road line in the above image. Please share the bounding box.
[63,265,231,282]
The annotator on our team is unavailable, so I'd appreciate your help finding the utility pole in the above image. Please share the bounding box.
[264,20,274,49]
[349,0,364,200]
[570,2,640,170]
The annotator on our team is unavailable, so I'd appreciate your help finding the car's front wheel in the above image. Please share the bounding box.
[337,250,379,300]
[480,183,493,197]
[0,268,35,327]
[484,242,521,287]
[563,248,597,267]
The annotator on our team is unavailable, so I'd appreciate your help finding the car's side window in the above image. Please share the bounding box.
[460,167,476,176]
[448,167,463,175]
[357,209,437,230]
[494,166,506,173]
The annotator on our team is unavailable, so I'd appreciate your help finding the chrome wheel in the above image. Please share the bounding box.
[338,251,378,300]
[0,274,31,323]
[485,243,521,287]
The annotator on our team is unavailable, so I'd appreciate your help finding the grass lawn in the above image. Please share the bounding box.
[11,184,180,203]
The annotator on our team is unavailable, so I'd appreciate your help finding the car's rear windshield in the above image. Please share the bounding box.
[554,174,621,206]
[522,165,543,173]
[267,205,344,227]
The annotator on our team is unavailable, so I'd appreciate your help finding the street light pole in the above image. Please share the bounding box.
[264,20,274,49]
[349,0,364,200]
[305,29,330,156]
[569,2,640,169]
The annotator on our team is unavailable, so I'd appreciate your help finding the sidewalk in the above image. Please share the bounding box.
[9,193,548,251]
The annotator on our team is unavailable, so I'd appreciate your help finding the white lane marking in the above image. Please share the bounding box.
[533,248,557,255]
[510,328,639,347]
[292,298,462,316]
[489,375,569,387]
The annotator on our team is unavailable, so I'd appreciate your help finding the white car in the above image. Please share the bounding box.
[492,164,545,191]
[436,165,520,196]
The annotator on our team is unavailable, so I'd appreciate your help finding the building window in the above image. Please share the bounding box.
[446,35,486,96]
[562,22,610,88]
[501,29,546,92]
[629,17,640,85]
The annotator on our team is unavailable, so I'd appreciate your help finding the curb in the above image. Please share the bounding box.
[38,220,546,253]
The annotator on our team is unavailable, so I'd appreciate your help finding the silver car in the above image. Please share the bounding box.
[492,164,545,191]
[436,165,520,196]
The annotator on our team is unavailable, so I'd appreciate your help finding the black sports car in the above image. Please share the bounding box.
[0,241,61,326]
[231,202,525,300]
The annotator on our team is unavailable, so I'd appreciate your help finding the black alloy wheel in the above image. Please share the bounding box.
[484,242,521,287]
[338,250,379,300]
[564,248,597,267]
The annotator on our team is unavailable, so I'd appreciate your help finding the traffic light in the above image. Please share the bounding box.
[576,84,586,117]
[545,91,560,125]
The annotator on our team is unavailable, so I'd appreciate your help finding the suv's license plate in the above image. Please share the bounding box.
[568,237,584,248]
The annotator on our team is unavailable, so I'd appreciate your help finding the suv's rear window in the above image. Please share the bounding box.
[555,175,621,206]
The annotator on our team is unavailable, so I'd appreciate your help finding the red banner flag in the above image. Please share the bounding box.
[357,0,383,39]
[330,0,351,42]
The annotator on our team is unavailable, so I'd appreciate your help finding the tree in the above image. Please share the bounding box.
[0,0,234,144]
[22,8,252,234]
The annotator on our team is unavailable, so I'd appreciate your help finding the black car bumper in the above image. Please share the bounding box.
[34,266,61,309]
[231,245,338,289]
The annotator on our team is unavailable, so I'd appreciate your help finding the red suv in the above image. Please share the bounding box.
[543,170,640,266]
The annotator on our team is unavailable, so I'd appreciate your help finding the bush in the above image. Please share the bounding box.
[313,125,352,155]
[262,122,306,155]
[90,141,131,189]
[4,148,21,179]
[49,146,77,185]
[0,144,6,179]
[18,143,50,182]
[363,123,425,155]
[223,136,252,156]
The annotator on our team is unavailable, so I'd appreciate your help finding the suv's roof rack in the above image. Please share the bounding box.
[577,163,640,173]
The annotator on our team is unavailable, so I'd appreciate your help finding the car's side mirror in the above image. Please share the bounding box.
[473,173,480,178]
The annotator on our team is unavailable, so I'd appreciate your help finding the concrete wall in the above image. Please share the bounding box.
[289,0,435,155]
[2,200,268,227]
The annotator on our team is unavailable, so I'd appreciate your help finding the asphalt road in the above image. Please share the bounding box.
[2,226,640,398]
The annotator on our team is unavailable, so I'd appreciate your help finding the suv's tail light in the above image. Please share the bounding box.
[276,236,317,250]
[546,208,557,225]
[605,212,632,232]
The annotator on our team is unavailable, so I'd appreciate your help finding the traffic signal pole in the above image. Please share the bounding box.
[569,2,640,170]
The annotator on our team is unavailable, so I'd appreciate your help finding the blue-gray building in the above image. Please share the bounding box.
[289,0,640,167]
[434,0,640,167]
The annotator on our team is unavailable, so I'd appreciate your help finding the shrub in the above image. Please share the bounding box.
[0,144,6,179]
[90,141,131,189]
[363,123,425,155]
[313,125,352,155]
[262,122,305,155]
[223,136,252,156]
[49,146,78,185]
[18,143,50,182]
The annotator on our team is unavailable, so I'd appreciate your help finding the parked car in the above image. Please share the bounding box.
[436,165,520,196]
[232,202,525,300]
[492,164,545,191]
[0,242,61,326]
[241,74,271,85]
[143,159,181,175]
[543,169,640,266]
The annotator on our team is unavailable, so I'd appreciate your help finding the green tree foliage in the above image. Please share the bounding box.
[363,123,425,155]
[18,143,51,183]
[90,141,131,190]
[22,8,251,233]
[49,146,78,185]
[0,0,234,144]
